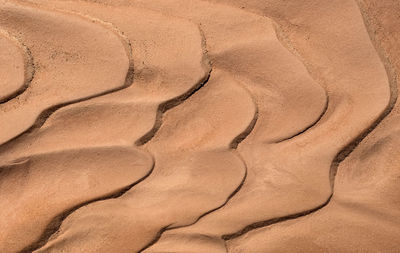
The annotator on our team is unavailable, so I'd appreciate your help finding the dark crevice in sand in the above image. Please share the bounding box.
[137,62,261,252]
[230,107,258,149]
[136,68,212,146]
[0,32,35,104]
[229,73,259,149]
[219,2,398,243]
[0,64,134,147]
[138,151,249,252]
[4,1,397,252]
[355,0,398,109]
[136,28,212,146]
[137,37,259,252]
[138,87,259,251]
[0,11,135,148]
[30,65,212,251]
[175,152,249,230]
[269,19,331,144]
[30,25,214,252]
[20,151,155,253]
[328,0,399,188]
[138,74,258,252]
[136,74,258,252]
[275,93,329,143]
[138,224,175,253]
[4,10,138,252]
[222,194,332,240]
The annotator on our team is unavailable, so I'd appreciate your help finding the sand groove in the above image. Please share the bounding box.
[137,1,392,252]
[275,94,329,143]
[17,149,155,253]
[0,0,132,147]
[226,2,400,251]
[219,0,399,241]
[0,0,399,252]
[0,29,34,104]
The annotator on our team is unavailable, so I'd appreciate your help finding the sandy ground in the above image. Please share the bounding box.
[0,0,399,252]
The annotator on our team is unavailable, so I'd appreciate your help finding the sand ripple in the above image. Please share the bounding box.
[0,0,399,252]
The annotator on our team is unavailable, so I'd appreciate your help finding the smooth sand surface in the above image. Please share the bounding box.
[0,0,399,252]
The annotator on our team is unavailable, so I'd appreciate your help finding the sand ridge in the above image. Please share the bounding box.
[0,29,33,103]
[0,0,399,252]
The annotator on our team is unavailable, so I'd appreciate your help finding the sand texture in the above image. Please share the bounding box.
[0,0,399,252]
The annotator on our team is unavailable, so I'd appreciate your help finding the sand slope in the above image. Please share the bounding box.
[0,0,399,252]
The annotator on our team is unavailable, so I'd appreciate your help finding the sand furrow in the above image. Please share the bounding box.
[34,69,256,252]
[139,150,249,252]
[0,0,399,252]
[227,3,400,250]
[0,147,154,253]
[275,94,329,143]
[0,1,212,251]
[0,29,34,104]
[1,2,245,251]
[0,1,210,163]
[219,0,399,241]
[136,67,212,146]
[0,0,131,146]
[141,0,392,252]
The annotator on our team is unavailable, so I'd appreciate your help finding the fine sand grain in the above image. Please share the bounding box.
[0,0,399,252]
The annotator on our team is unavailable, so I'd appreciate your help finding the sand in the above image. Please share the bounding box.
[0,0,399,252]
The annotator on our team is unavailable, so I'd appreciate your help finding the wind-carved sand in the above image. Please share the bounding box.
[0,0,399,252]
[0,30,33,103]
[0,0,130,145]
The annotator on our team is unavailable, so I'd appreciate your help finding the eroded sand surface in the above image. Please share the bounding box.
[0,0,399,252]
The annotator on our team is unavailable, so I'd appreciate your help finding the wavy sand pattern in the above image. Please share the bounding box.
[0,0,399,252]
